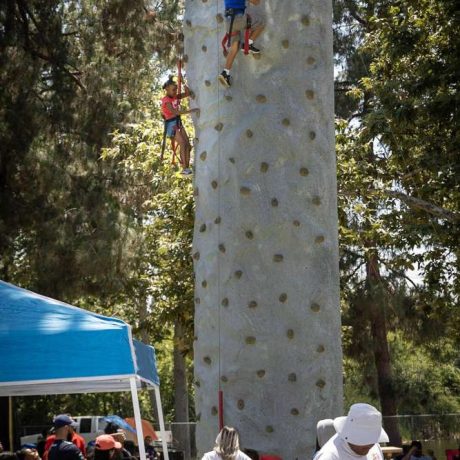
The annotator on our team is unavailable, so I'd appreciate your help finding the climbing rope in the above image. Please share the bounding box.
[215,0,224,432]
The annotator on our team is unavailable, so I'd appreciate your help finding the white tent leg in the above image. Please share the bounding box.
[154,386,170,460]
[130,377,147,460]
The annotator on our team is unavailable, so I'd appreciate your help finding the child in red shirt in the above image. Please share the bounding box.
[161,77,198,175]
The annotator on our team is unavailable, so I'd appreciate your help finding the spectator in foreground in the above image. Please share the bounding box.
[93,436,121,460]
[401,442,431,460]
[47,415,84,460]
[202,426,251,460]
[44,418,85,460]
[314,403,389,460]
[16,448,40,460]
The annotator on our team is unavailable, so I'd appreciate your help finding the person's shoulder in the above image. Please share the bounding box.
[236,452,252,460]
[314,436,341,460]
[201,452,218,460]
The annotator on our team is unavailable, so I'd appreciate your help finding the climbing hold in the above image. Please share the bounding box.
[317,344,326,353]
[196,413,201,422]
[195,297,200,304]
[221,375,228,383]
[246,129,253,138]
[199,223,207,232]
[282,39,289,49]
[186,20,192,27]
[271,198,279,207]
[301,15,311,26]
[194,187,199,197]
[183,54,189,63]
[312,196,322,206]
[260,162,269,173]
[202,0,208,3]
[245,230,254,240]
[215,216,222,224]
[237,400,245,410]
[245,336,256,345]
[225,95,233,102]
[193,252,200,260]
[216,13,224,23]
[266,426,274,433]
[305,90,315,100]
[235,270,243,279]
[282,118,290,126]
[229,157,236,164]
[287,329,294,339]
[309,131,317,140]
[205,80,211,87]
[195,380,201,387]
[219,243,226,253]
[300,167,310,176]
[273,254,284,262]
[257,370,266,378]
[311,302,321,312]
[215,122,224,131]
[316,379,326,389]
[221,298,229,307]
[202,280,208,288]
[291,408,300,416]
[307,56,316,65]
[288,373,297,382]
[203,356,212,365]
[211,406,218,416]
[240,186,251,196]
[293,220,301,227]
[316,235,325,244]
[212,180,218,189]
[248,300,258,309]
[279,293,288,303]
[202,45,207,52]
[256,94,267,103]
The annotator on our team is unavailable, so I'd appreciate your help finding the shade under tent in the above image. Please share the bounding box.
[0,280,170,460]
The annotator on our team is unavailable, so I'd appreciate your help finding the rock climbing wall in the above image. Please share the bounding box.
[184,1,343,458]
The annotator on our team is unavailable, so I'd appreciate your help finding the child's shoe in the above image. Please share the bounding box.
[243,43,261,54]
[219,70,232,88]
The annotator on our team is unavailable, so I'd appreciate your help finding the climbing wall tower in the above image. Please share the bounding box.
[185,1,342,458]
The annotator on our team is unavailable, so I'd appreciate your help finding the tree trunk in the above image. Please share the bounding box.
[366,251,401,446]
[173,321,192,460]
[185,1,342,458]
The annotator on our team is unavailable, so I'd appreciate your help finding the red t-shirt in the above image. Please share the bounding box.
[161,96,179,121]
[43,434,86,460]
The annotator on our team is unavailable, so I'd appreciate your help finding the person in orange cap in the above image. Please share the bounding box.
[94,436,121,460]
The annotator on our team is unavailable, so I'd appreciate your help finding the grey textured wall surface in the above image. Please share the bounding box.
[184,1,343,458]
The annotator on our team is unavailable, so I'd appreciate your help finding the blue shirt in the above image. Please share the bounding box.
[225,0,246,11]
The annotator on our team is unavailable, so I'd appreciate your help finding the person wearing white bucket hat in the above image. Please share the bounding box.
[314,404,389,460]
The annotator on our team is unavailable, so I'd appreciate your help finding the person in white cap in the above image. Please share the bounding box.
[314,403,389,460]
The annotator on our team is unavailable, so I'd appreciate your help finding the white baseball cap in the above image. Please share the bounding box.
[334,403,389,446]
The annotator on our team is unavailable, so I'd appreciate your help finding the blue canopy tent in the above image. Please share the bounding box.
[0,280,169,460]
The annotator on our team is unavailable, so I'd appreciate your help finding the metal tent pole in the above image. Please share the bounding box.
[154,386,170,460]
[130,377,147,460]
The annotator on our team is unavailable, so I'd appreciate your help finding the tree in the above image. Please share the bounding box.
[185,1,342,457]
[334,0,460,441]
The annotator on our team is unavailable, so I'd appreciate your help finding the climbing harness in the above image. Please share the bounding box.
[221,8,252,57]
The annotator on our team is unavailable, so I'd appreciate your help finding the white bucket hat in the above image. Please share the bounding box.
[334,403,389,446]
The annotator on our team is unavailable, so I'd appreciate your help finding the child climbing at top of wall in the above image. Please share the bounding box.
[219,0,265,88]
[161,76,199,175]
